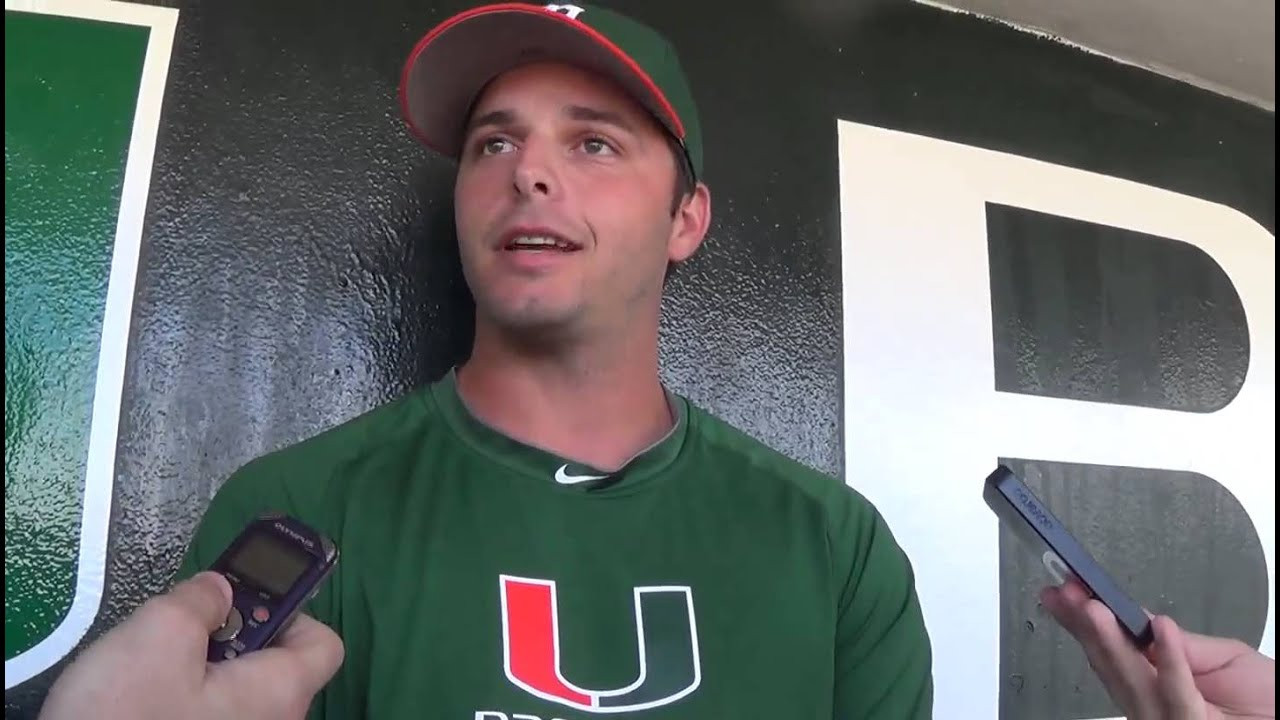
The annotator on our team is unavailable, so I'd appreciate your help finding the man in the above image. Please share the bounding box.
[170,2,934,718]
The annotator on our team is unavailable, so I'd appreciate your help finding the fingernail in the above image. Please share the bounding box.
[204,571,233,604]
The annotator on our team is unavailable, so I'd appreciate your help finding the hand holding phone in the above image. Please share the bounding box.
[1044,578,1275,720]
[983,465,1154,648]
[206,513,339,662]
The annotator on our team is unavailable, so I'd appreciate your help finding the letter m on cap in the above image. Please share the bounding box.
[5,1,176,689]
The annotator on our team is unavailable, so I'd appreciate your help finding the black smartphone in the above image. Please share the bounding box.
[984,465,1154,648]
[206,513,339,662]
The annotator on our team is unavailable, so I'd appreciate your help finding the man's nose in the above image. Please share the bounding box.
[513,141,559,199]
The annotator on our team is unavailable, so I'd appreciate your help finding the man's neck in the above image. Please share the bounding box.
[455,324,673,472]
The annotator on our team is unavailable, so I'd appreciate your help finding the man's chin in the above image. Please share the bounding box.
[477,300,583,341]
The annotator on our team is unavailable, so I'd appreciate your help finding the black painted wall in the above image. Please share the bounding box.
[6,0,1274,717]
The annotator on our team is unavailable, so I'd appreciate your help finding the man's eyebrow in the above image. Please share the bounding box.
[465,109,518,134]
[565,105,636,132]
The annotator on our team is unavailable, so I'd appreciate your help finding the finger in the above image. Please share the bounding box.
[158,572,235,633]
[1044,582,1158,718]
[1177,627,1258,675]
[1041,580,1096,640]
[1151,616,1207,720]
[1042,584,1123,683]
[262,614,345,695]
[1137,608,1254,676]
[1078,595,1163,718]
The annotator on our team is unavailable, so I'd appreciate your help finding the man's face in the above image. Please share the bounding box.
[454,61,704,341]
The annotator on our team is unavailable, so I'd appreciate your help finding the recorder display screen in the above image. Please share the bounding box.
[227,533,310,596]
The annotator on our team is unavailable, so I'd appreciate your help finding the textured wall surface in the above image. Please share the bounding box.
[5,0,1273,717]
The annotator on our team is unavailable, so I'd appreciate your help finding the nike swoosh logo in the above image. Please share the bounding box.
[554,464,608,485]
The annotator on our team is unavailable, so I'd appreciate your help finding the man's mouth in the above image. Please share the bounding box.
[500,230,582,252]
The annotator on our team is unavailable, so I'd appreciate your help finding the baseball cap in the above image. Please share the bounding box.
[399,2,702,180]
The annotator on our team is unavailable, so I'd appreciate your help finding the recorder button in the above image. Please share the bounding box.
[212,608,243,642]
[252,606,270,623]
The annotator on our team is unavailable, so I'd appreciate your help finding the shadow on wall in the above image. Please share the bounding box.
[381,160,475,393]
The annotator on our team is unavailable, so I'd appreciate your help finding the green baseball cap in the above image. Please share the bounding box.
[399,2,702,180]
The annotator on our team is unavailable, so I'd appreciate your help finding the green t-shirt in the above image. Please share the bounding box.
[177,372,932,718]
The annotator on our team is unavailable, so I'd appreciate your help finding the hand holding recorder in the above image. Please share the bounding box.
[39,514,343,720]
[38,571,343,720]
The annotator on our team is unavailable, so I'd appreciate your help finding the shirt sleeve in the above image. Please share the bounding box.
[830,491,934,719]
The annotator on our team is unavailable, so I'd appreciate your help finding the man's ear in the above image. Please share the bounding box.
[668,182,711,263]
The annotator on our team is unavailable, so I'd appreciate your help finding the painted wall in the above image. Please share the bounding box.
[4,0,1274,717]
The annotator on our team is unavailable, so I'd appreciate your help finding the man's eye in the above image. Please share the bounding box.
[581,137,615,155]
[481,138,514,155]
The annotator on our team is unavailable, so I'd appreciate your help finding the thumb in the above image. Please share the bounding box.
[162,572,235,633]
[1151,616,1208,720]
